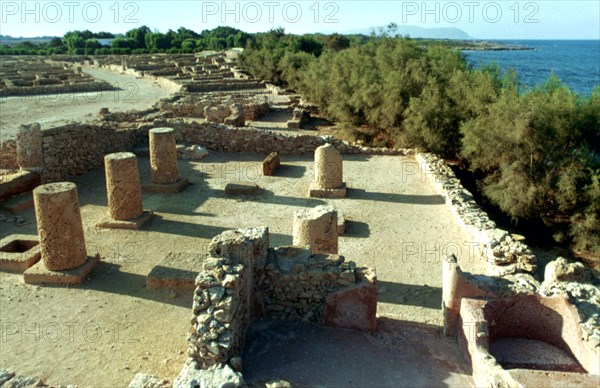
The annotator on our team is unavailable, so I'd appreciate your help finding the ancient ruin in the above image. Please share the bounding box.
[292,205,338,254]
[143,127,189,193]
[98,152,152,229]
[0,52,598,387]
[23,182,97,284]
[309,143,347,198]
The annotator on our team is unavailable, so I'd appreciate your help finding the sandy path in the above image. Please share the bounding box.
[0,67,178,141]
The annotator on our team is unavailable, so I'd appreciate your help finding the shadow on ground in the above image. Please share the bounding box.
[347,188,445,205]
[243,318,472,387]
[377,281,442,309]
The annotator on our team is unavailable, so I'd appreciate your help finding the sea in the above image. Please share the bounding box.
[463,40,600,96]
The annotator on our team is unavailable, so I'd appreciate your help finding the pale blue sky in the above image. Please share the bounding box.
[1,0,599,39]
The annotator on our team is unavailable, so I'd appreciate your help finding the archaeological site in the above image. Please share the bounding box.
[0,49,598,388]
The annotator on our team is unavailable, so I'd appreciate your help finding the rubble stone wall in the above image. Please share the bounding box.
[0,140,18,170]
[416,153,536,275]
[0,119,409,184]
[41,123,145,182]
[172,121,408,156]
[258,247,376,323]
[188,228,377,370]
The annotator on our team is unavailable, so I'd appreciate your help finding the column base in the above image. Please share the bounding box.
[308,182,347,198]
[23,255,99,285]
[97,210,153,230]
[142,177,189,194]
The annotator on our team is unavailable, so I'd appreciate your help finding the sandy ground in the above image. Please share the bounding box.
[0,150,485,386]
[0,67,178,141]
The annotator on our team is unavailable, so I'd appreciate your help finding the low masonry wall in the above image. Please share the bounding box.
[0,120,410,184]
[416,153,536,276]
[0,140,18,171]
[184,227,377,383]
[41,123,146,182]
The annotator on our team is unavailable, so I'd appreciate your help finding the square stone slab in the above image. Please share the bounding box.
[97,211,153,230]
[1,192,34,214]
[224,183,262,196]
[308,182,347,199]
[0,234,40,272]
[146,252,204,290]
[142,177,189,194]
[23,255,99,285]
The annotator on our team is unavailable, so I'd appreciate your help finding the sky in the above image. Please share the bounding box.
[1,0,599,39]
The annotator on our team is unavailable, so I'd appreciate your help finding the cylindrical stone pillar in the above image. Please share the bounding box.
[16,123,43,172]
[293,205,338,254]
[314,144,343,189]
[105,152,143,220]
[149,127,178,184]
[33,182,87,271]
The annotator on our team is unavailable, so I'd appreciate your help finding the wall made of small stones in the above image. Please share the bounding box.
[41,123,145,182]
[188,227,269,369]
[257,246,376,323]
[0,140,18,170]
[187,228,377,370]
[168,120,409,156]
[415,153,536,275]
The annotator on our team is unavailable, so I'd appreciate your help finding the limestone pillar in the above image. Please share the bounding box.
[293,205,338,254]
[309,144,346,198]
[315,144,343,189]
[16,123,43,172]
[104,152,143,220]
[33,182,87,271]
[149,128,179,184]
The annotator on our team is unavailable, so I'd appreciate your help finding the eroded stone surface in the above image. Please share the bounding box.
[293,205,338,254]
[33,182,87,271]
[104,152,143,220]
[149,128,179,185]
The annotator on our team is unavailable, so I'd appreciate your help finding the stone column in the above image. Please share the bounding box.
[309,144,346,198]
[315,143,343,189]
[16,123,43,172]
[293,205,338,254]
[149,128,179,184]
[104,152,143,220]
[33,182,87,271]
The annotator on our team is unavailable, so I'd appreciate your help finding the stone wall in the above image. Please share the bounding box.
[0,140,18,170]
[258,246,377,323]
[186,227,377,377]
[41,123,145,182]
[170,120,409,156]
[416,153,536,275]
[0,81,114,97]
[0,119,409,185]
[188,227,268,369]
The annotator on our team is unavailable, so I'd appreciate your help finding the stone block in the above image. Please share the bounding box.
[97,211,153,230]
[308,182,347,199]
[146,252,204,290]
[23,255,98,285]
[142,178,189,194]
[324,282,377,332]
[1,191,34,213]
[224,183,262,196]
[262,152,280,176]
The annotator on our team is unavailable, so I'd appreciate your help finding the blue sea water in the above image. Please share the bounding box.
[463,40,600,96]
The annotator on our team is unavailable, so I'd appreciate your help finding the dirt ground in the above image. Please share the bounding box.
[0,67,178,141]
[0,149,486,386]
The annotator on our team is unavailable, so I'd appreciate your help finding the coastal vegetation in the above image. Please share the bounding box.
[240,27,600,262]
